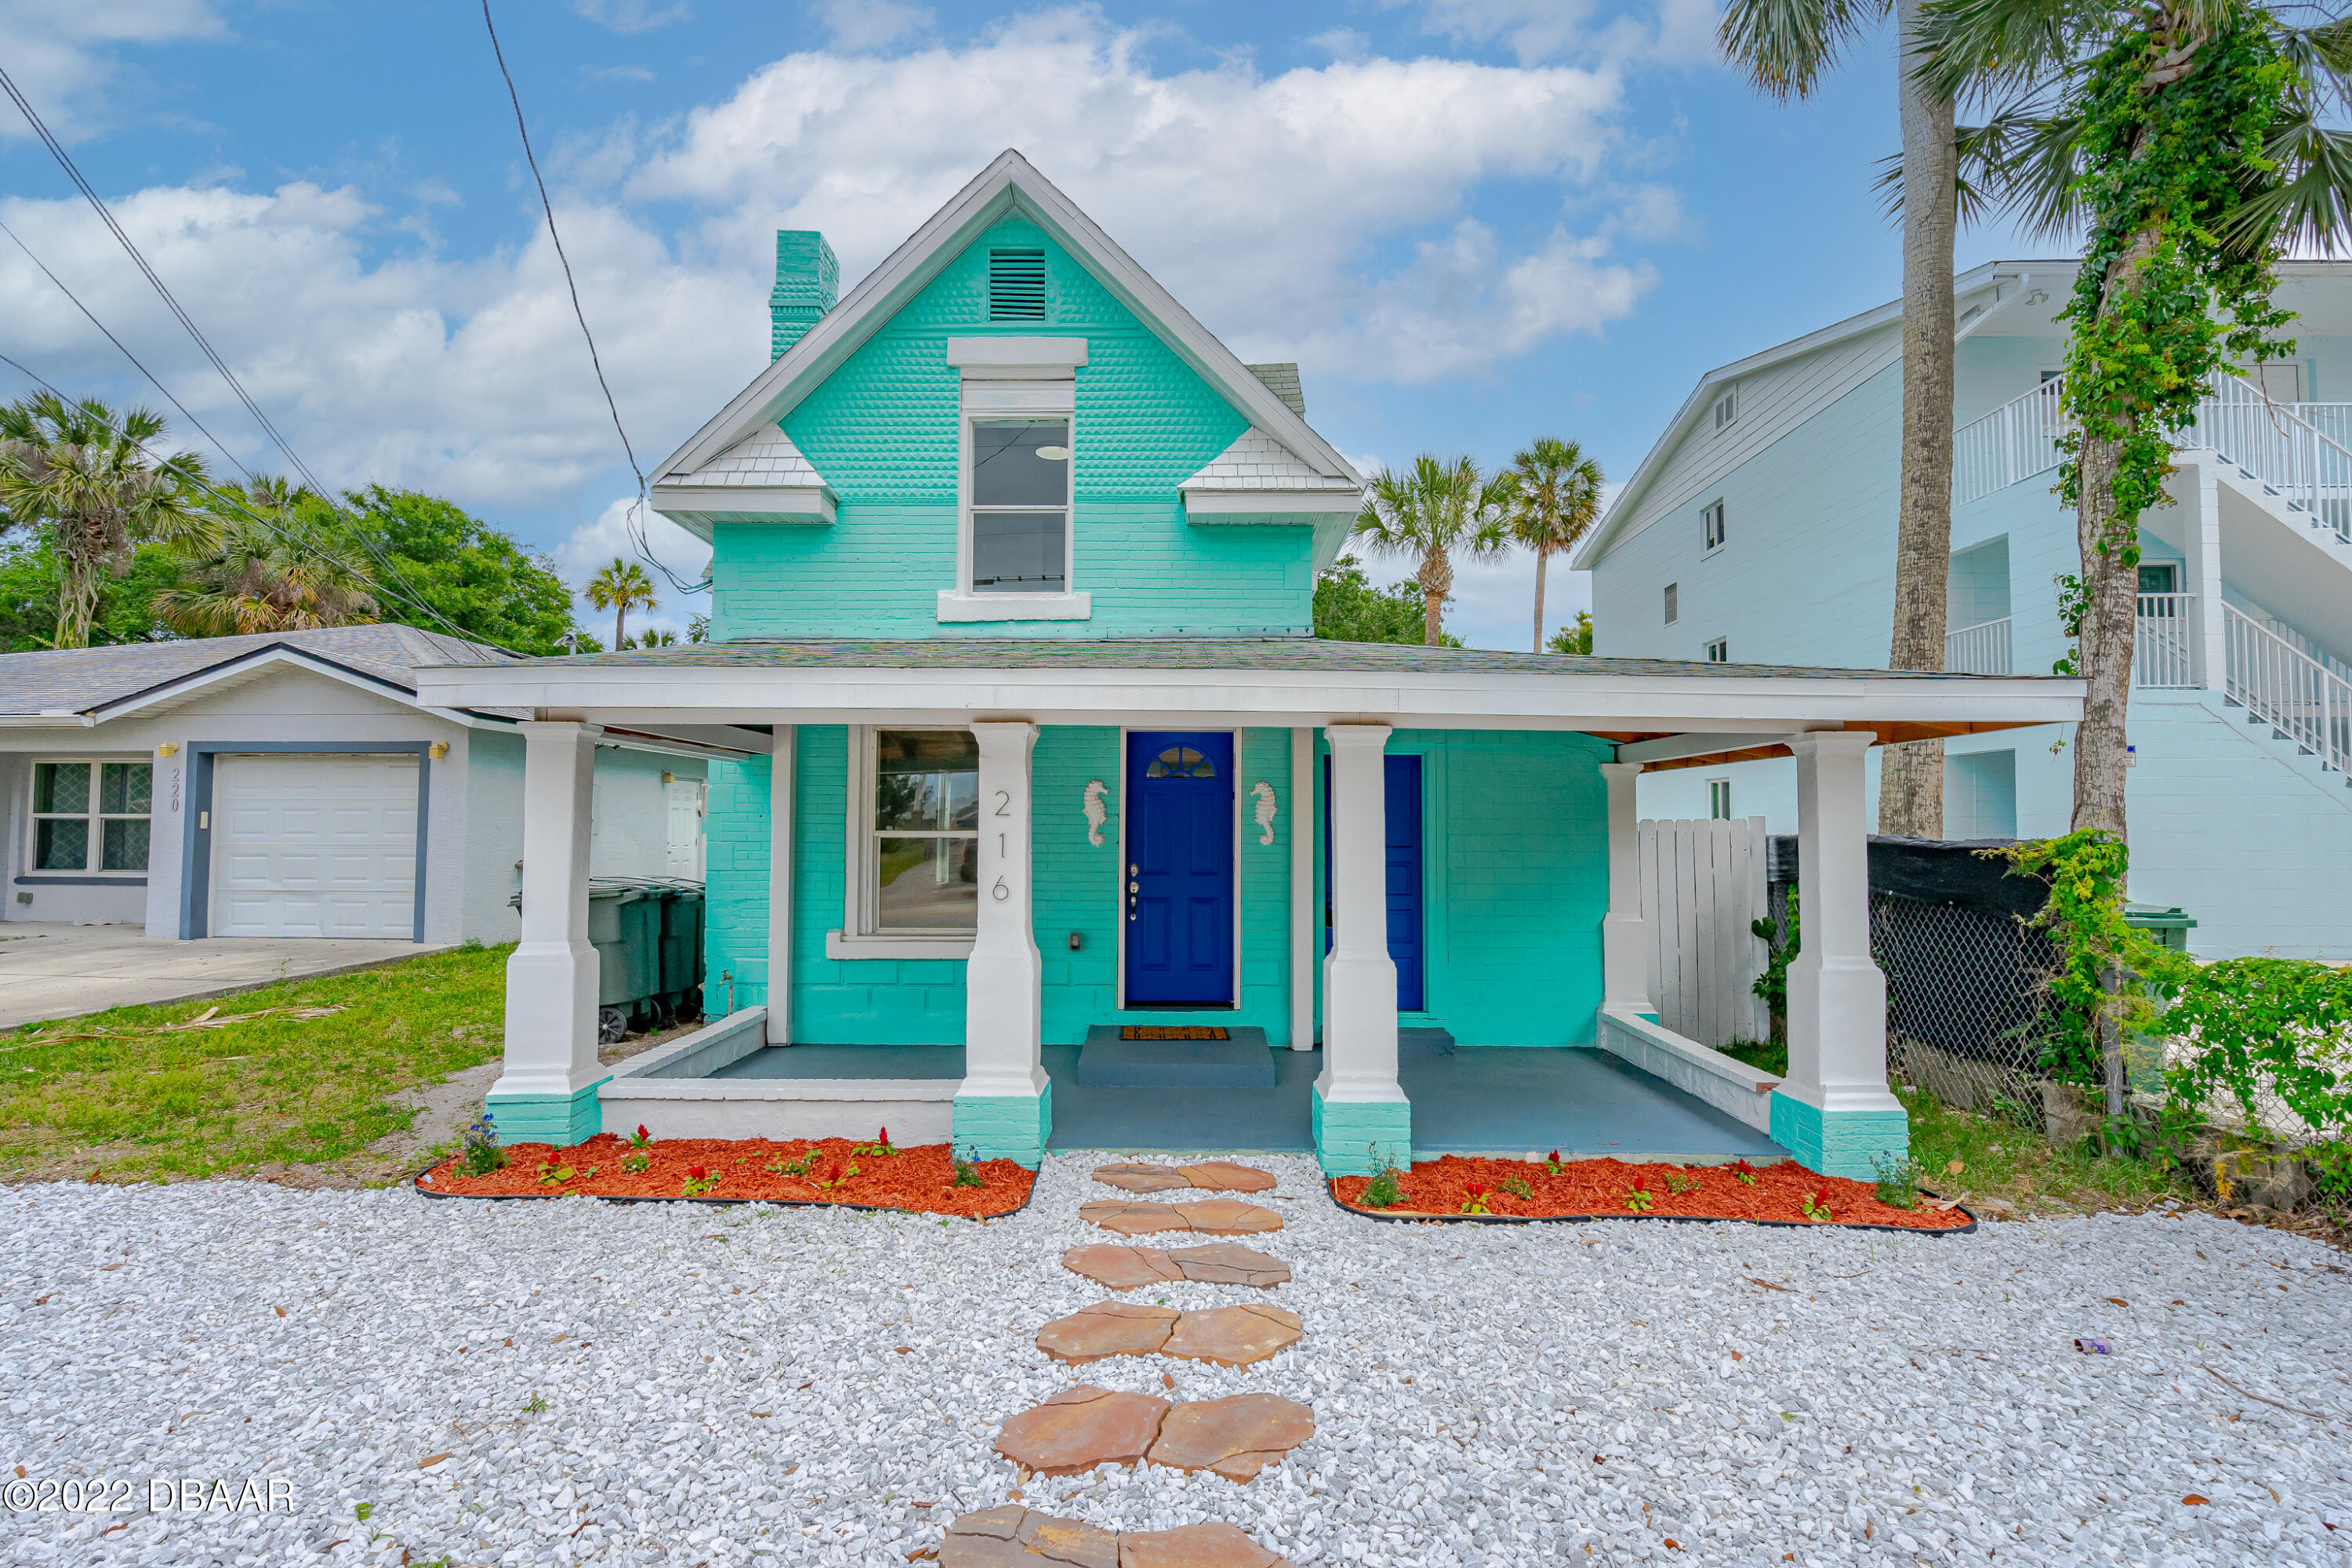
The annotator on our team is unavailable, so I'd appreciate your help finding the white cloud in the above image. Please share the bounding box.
[567,0,692,34]
[0,1,224,142]
[815,0,935,51]
[1399,0,1720,68]
[583,64,658,83]
[555,495,713,638]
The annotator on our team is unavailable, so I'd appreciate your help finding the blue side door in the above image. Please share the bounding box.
[1126,731,1235,1005]
[1321,752,1425,1012]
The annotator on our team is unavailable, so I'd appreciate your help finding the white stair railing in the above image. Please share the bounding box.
[2133,593,2199,688]
[1944,616,2013,675]
[2222,601,2352,774]
[1952,379,2067,506]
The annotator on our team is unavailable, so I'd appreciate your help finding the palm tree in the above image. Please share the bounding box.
[0,393,214,648]
[156,476,379,637]
[1721,0,1963,837]
[1351,455,1515,647]
[586,557,656,651]
[1504,437,1605,653]
[1916,0,2352,838]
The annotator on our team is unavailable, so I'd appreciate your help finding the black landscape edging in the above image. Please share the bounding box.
[1325,1181,1976,1236]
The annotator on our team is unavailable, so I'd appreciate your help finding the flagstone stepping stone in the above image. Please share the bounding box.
[1079,1200,1195,1235]
[1161,1304,1302,1367]
[942,1509,1293,1568]
[1175,1160,1277,1193]
[942,1504,1117,1567]
[995,1385,1171,1476]
[1062,1244,1185,1291]
[1145,1392,1316,1482]
[1036,1301,1179,1363]
[1167,1243,1290,1288]
[1092,1163,1193,1194]
[1171,1198,1283,1234]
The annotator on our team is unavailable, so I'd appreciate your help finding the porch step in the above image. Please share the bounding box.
[1079,1025,1275,1087]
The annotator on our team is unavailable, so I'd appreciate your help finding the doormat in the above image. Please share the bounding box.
[1121,1025,1229,1041]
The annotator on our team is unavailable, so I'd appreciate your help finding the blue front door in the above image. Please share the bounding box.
[1126,731,1235,1005]
[1323,753,1425,1012]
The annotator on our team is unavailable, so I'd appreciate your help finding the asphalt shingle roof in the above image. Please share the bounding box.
[0,625,514,717]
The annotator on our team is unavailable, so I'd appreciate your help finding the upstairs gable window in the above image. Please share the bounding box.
[1711,386,1738,431]
[969,419,1072,593]
[1701,499,1726,553]
[988,249,1047,321]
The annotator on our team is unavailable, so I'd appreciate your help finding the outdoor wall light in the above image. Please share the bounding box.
[1068,931,1083,951]
[155,742,177,758]
[429,742,448,760]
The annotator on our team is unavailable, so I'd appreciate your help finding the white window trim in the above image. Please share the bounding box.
[833,725,978,959]
[1711,386,1737,432]
[26,757,153,877]
[1700,499,1726,557]
[1704,637,1729,663]
[1708,778,1733,820]
[1663,582,1679,626]
[942,378,1090,623]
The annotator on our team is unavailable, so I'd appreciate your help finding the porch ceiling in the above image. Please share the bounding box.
[414,637,2083,742]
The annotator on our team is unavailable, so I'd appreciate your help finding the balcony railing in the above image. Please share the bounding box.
[1944,616,2012,675]
[1952,379,2066,506]
[2132,593,2199,689]
[2222,601,2352,773]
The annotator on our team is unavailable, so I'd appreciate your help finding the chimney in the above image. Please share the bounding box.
[770,230,838,359]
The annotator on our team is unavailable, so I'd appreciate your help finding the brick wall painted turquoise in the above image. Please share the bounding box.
[711,216,1315,641]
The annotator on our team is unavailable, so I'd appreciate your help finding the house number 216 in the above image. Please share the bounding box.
[990,790,1014,898]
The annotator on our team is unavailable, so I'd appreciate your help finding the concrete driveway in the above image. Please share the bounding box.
[0,924,452,1030]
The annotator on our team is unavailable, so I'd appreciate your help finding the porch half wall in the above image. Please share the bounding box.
[702,723,1613,1053]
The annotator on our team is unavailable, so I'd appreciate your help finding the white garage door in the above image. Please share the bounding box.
[212,753,419,938]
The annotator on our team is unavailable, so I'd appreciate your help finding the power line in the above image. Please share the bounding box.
[480,0,710,598]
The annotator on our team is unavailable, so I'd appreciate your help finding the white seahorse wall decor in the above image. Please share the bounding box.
[1250,780,1278,846]
[1082,780,1109,848]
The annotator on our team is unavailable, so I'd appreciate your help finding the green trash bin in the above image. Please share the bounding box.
[659,887,704,1016]
[2124,902,2198,953]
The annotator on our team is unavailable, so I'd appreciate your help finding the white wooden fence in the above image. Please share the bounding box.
[1638,815,1771,1048]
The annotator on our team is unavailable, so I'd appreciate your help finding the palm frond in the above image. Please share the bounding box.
[2226,117,2352,259]
[1912,0,2090,101]
[1719,0,1887,100]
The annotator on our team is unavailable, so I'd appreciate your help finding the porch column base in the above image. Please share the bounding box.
[1312,1085,1411,1178]
[485,1078,610,1148]
[953,1080,1052,1169]
[1767,1087,1908,1181]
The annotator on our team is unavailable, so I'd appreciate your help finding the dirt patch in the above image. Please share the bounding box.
[1330,1154,1972,1232]
[418,1134,1034,1218]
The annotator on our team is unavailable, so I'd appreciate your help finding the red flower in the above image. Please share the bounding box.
[1628,1174,1649,1192]
[878,1126,889,1145]
[1547,1149,1561,1163]
[687,1165,708,1180]
[637,1124,649,1141]
[1465,1181,1489,1197]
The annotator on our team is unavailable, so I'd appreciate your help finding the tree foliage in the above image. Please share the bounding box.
[1312,561,1462,646]
[0,530,184,650]
[1351,454,1513,646]
[159,476,379,637]
[1546,610,1595,655]
[1504,437,1604,654]
[586,557,658,652]
[345,485,582,656]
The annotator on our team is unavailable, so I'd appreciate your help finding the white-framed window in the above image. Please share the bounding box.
[1700,499,1726,553]
[1711,386,1737,431]
[1664,582,1679,625]
[967,416,1072,595]
[1708,779,1733,820]
[1704,637,1728,662]
[28,759,151,874]
[845,728,979,938]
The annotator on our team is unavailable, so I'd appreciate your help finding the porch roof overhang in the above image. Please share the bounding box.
[413,638,2081,767]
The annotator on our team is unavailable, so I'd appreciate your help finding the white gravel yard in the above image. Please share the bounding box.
[1,1152,2348,1568]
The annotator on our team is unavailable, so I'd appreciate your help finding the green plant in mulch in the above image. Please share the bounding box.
[1800,1189,1834,1222]
[621,1152,650,1175]
[765,1151,817,1178]
[1459,1182,1494,1215]
[626,1123,652,1150]
[1622,1177,1655,1213]
[1360,1144,1406,1209]
[953,1149,986,1189]
[459,1113,506,1177]
[536,1161,575,1187]
[1497,1174,1534,1200]
[813,1161,859,1191]
[851,1126,898,1157]
[681,1163,720,1197]
[1750,887,1798,1032]
[1872,1153,1921,1211]
[1544,1148,1565,1174]
[1732,1158,1759,1186]
[1664,1168,1700,1195]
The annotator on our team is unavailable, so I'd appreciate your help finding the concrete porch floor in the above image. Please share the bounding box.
[713,1029,1789,1163]
[0,924,450,1030]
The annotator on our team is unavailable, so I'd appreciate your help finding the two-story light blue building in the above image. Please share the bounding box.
[419,154,2078,1178]
[1580,260,2352,960]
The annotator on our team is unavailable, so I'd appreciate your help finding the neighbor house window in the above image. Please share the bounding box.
[1701,500,1726,553]
[1711,387,1738,431]
[969,418,1071,593]
[860,730,978,933]
[1704,637,1728,662]
[1708,779,1733,820]
[1664,583,1679,625]
[30,760,151,874]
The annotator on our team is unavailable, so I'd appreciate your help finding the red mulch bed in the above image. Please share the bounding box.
[1330,1154,1970,1232]
[417,1135,1033,1219]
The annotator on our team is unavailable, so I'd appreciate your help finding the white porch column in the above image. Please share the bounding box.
[487,720,605,1145]
[1288,725,1315,1051]
[1599,760,1653,1018]
[766,725,795,1045]
[1772,731,1907,1178]
[2181,456,2226,689]
[1313,724,1408,1174]
[953,720,1049,1165]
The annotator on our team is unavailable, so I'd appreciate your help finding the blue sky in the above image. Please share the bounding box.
[0,0,2045,648]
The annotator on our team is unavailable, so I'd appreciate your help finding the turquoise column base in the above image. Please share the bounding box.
[953,1080,1053,1169]
[1312,1086,1412,1177]
[1769,1090,1910,1181]
[484,1078,609,1148]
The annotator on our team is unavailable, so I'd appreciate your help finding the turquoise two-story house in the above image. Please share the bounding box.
[419,153,2078,1178]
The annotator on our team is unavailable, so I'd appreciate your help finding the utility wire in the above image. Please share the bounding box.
[480,0,708,598]
[0,347,527,658]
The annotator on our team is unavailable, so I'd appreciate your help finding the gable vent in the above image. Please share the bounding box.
[989,249,1047,321]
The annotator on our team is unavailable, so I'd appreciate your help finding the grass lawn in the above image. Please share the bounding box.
[0,944,510,1185]
[1899,1084,2192,1214]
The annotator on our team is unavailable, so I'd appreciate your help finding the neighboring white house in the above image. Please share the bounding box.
[1579,258,2352,959]
[0,626,720,943]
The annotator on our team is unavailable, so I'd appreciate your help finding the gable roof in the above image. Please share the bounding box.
[0,625,516,724]
[1572,260,2066,571]
[655,150,1363,493]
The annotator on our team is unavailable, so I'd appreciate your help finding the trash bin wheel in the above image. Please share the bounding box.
[598,1005,627,1044]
